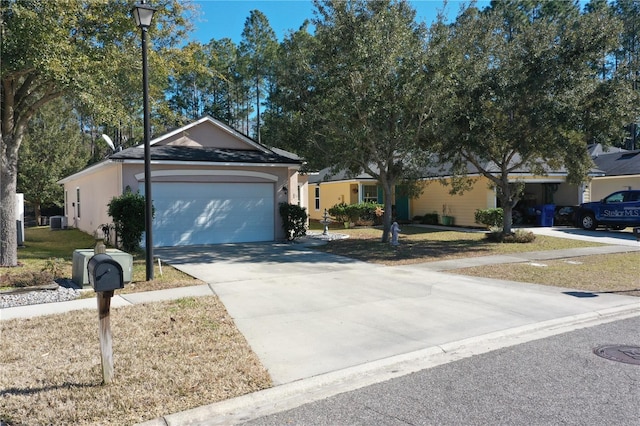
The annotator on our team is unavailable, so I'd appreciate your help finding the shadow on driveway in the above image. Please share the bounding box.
[155,242,360,266]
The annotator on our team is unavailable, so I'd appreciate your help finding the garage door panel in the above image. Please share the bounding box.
[149,182,274,246]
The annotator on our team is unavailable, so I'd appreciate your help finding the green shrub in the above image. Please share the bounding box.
[507,230,536,243]
[328,203,349,223]
[419,212,439,225]
[328,202,383,225]
[358,202,384,224]
[486,229,536,243]
[42,257,65,279]
[279,202,308,241]
[107,188,153,252]
[475,208,504,228]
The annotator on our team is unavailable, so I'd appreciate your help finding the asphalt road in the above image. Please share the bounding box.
[245,316,640,426]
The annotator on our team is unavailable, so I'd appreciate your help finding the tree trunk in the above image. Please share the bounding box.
[34,203,42,227]
[0,133,19,266]
[255,76,261,144]
[499,178,515,235]
[503,201,514,235]
[380,177,394,243]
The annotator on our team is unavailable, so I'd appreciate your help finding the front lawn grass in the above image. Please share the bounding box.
[0,297,271,425]
[456,253,640,296]
[2,227,203,293]
[1,227,271,425]
[312,225,608,265]
[311,224,639,296]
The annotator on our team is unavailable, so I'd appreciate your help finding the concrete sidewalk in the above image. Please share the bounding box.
[0,283,216,321]
[526,226,640,247]
[405,243,639,271]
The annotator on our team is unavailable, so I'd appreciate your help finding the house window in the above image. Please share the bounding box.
[363,185,378,203]
[314,186,320,210]
[76,188,81,218]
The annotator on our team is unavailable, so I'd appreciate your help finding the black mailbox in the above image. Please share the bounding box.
[87,253,124,292]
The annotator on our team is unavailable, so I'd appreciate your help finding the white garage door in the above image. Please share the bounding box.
[149,182,274,246]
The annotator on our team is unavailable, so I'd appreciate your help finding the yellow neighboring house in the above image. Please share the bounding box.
[309,145,640,228]
[308,166,585,227]
[307,169,379,221]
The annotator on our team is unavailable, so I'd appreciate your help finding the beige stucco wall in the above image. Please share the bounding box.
[588,176,640,201]
[296,173,309,211]
[411,177,494,227]
[160,120,251,149]
[63,162,123,237]
[62,161,303,243]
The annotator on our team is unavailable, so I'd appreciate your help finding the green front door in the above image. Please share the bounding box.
[395,193,409,221]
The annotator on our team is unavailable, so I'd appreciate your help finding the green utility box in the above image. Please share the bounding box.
[72,249,133,287]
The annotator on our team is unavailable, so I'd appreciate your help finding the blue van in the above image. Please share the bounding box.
[577,190,640,230]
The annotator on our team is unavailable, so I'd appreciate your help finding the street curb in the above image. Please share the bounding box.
[137,303,640,426]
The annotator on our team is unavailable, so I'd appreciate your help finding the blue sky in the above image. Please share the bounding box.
[187,0,484,44]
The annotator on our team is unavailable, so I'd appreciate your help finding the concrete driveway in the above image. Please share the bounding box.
[526,226,640,247]
[155,241,639,385]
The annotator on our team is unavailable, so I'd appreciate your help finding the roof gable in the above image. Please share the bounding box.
[148,116,268,152]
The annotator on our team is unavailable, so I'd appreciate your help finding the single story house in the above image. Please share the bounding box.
[59,116,307,246]
[308,157,596,227]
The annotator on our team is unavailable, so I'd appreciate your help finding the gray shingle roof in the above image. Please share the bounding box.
[592,150,640,176]
[109,146,302,165]
[308,155,577,184]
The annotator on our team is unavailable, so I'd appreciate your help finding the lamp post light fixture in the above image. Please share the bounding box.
[132,1,156,281]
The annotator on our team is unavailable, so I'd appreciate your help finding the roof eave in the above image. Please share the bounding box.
[57,160,113,184]
[116,159,302,168]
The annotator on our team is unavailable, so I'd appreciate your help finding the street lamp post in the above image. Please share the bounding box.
[132,1,156,281]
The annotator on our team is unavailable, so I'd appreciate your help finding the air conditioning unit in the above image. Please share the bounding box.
[50,215,67,230]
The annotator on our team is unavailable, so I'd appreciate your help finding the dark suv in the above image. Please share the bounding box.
[576,190,640,230]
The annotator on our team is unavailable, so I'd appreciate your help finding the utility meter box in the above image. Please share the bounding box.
[72,249,132,286]
[88,254,124,292]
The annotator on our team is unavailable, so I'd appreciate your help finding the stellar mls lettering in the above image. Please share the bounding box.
[602,208,640,217]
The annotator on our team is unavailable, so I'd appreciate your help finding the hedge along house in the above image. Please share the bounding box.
[59,116,306,247]
[308,156,592,228]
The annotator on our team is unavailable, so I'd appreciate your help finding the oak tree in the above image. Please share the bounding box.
[428,1,639,234]
[0,0,190,266]
[268,0,436,242]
